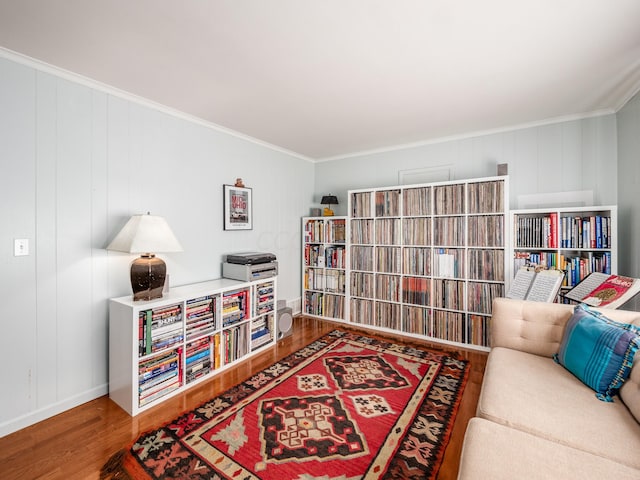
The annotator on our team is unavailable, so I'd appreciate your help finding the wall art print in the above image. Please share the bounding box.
[224,184,252,230]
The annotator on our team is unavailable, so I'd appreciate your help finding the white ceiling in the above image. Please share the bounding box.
[1,1,639,161]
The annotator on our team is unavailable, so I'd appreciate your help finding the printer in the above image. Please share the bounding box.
[222,252,278,281]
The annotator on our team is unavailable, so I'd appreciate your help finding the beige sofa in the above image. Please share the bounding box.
[458,297,640,479]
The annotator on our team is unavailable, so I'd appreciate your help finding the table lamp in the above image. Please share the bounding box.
[321,195,338,216]
[107,213,183,301]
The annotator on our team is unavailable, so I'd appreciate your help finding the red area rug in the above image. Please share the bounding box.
[102,330,469,479]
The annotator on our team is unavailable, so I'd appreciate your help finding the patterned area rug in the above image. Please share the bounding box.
[102,330,469,479]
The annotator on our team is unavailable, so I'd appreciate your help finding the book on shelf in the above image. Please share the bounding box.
[506,267,565,303]
[562,273,640,309]
[138,347,182,405]
[138,305,184,356]
[186,347,211,365]
[304,244,326,267]
[139,380,180,406]
[514,213,557,248]
[186,364,211,383]
[222,289,250,326]
[375,190,400,217]
[138,357,179,382]
[213,334,221,369]
[327,219,346,243]
[559,215,611,249]
[325,245,346,268]
[304,219,325,243]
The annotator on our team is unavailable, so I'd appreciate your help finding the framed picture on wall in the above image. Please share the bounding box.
[223,184,253,230]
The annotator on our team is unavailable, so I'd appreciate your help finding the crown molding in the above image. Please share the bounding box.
[3,46,636,165]
[0,47,314,164]
[315,109,617,163]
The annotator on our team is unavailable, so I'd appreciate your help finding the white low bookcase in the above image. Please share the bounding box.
[109,277,276,416]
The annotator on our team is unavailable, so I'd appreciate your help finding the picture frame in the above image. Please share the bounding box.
[223,184,253,230]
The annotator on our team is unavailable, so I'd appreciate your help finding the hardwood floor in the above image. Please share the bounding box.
[0,317,487,479]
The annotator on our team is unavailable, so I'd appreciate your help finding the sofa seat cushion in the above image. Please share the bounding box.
[476,347,640,470]
[458,418,640,480]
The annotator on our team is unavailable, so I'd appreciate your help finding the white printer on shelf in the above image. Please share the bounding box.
[222,252,278,281]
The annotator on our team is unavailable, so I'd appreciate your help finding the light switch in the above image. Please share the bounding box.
[14,238,29,256]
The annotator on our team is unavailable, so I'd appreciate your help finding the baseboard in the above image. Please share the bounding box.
[1,296,302,438]
[0,383,108,438]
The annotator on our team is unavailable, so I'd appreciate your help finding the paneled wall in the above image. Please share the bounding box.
[314,116,618,215]
[617,90,640,279]
[0,49,636,437]
[0,56,313,436]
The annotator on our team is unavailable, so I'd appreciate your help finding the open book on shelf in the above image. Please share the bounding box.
[506,267,565,303]
[562,272,640,309]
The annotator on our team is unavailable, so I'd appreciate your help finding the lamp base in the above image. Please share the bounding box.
[131,254,166,301]
[323,207,334,216]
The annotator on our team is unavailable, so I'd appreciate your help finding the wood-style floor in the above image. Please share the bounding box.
[0,317,487,480]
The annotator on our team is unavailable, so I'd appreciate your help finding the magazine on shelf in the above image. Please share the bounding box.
[506,267,565,303]
[563,272,640,309]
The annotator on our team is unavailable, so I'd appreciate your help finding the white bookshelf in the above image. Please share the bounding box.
[109,277,276,416]
[510,205,617,296]
[302,216,348,320]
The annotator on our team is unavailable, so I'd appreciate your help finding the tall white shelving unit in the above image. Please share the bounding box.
[346,176,509,350]
[302,216,348,320]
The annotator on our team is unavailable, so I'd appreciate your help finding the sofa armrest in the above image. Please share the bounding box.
[490,297,574,356]
[620,356,640,423]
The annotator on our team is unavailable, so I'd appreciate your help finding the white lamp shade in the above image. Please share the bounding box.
[107,214,183,254]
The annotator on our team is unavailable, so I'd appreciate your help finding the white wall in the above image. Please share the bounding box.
[617,90,640,279]
[314,116,618,215]
[0,56,314,437]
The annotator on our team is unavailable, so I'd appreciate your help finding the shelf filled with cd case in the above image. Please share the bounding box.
[344,176,508,351]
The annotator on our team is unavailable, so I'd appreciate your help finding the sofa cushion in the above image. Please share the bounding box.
[477,347,640,469]
[554,304,640,401]
[458,418,640,480]
[490,298,574,356]
[490,297,640,356]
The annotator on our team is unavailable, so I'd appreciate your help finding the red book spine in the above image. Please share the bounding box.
[549,212,558,249]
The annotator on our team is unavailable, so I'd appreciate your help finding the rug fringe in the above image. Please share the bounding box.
[100,449,133,480]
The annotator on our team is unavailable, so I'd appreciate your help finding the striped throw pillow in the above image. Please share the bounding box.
[554,304,640,402]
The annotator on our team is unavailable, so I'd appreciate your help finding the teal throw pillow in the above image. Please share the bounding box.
[553,304,640,402]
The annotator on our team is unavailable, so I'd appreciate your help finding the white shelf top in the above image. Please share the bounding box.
[111,277,259,308]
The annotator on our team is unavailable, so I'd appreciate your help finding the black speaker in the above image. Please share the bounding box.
[277,305,293,340]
